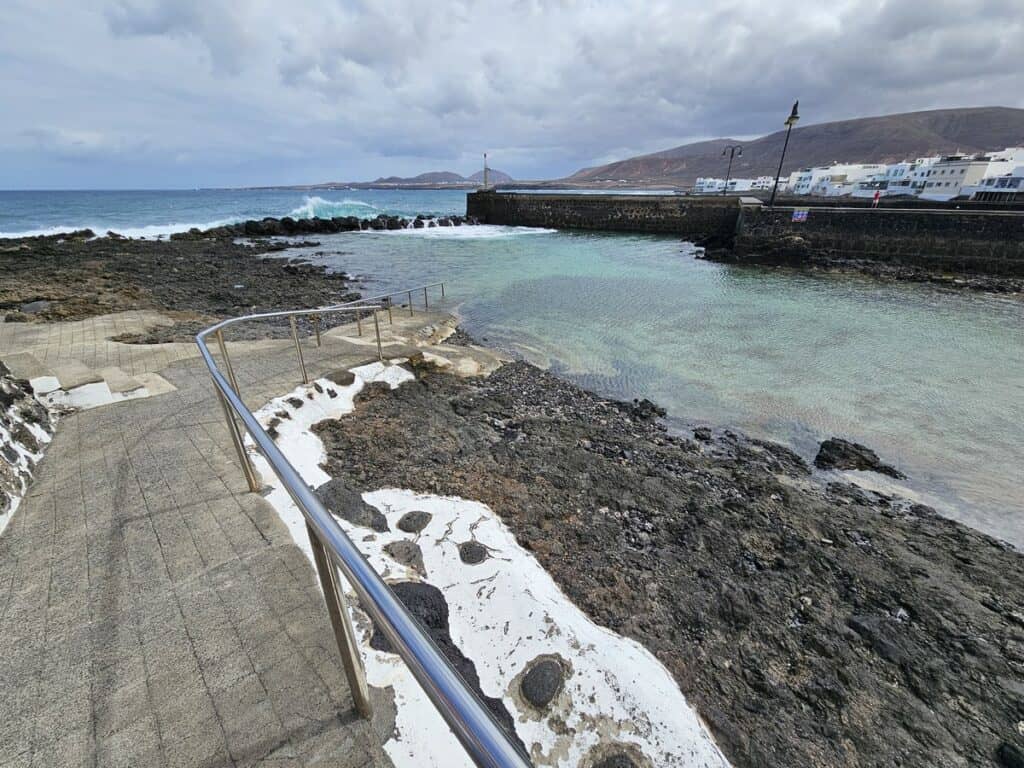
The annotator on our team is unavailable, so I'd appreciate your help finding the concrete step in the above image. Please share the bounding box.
[51,359,104,390]
[1,351,53,380]
[97,366,146,394]
[0,351,60,394]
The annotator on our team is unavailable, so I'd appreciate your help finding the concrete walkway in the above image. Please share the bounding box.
[0,308,497,767]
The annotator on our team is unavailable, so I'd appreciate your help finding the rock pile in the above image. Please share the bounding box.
[170,214,481,240]
[0,364,53,525]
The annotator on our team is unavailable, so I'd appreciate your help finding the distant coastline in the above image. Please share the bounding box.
[231,180,685,192]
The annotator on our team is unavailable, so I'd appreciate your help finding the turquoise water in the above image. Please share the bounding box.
[286,227,1024,547]
[2,189,1021,545]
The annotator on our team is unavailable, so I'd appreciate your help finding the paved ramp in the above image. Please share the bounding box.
[0,312,468,767]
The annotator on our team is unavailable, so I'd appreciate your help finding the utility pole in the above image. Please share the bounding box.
[769,100,800,208]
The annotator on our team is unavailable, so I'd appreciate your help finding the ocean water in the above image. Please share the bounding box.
[3,189,1022,546]
[0,188,469,238]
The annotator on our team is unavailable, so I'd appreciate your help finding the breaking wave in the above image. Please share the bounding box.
[0,219,237,240]
[288,196,380,219]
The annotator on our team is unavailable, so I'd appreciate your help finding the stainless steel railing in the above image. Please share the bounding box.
[338,281,448,325]
[195,284,531,768]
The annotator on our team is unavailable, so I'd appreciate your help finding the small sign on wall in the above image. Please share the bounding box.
[792,209,809,222]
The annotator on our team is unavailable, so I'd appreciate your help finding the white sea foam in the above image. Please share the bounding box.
[0,218,237,240]
[377,224,557,239]
[288,195,380,219]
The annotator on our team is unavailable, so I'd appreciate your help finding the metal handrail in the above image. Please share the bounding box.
[336,281,447,323]
[195,288,531,768]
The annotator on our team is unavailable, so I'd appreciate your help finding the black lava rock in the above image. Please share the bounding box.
[315,478,389,532]
[369,582,525,753]
[593,754,637,768]
[383,540,425,575]
[458,540,488,564]
[814,437,905,478]
[311,358,1024,768]
[520,658,564,709]
[397,510,432,533]
[326,369,356,386]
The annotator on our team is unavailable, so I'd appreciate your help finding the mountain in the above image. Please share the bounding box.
[368,168,514,186]
[373,171,468,184]
[468,168,513,183]
[563,107,1024,186]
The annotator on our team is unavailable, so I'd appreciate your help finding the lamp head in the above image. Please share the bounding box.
[785,100,800,127]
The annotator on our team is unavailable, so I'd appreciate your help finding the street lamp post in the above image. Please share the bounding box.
[721,145,742,196]
[483,152,489,190]
[769,100,800,208]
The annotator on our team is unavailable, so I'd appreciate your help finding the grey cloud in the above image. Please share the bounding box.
[106,0,255,74]
[0,0,1021,188]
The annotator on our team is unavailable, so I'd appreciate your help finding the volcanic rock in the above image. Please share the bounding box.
[814,437,905,478]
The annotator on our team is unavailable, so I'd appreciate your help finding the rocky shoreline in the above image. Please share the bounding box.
[4,222,1023,765]
[0,222,353,330]
[0,213,484,329]
[698,235,1024,295]
[313,353,1024,768]
[0,365,53,529]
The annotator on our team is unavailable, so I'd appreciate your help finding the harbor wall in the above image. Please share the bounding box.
[466,191,1024,277]
[466,192,741,240]
[734,206,1024,277]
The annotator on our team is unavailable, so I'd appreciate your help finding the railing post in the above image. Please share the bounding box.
[356,309,363,337]
[312,315,322,347]
[441,282,445,299]
[215,329,242,401]
[385,297,393,325]
[289,316,309,384]
[306,523,373,719]
[424,286,429,311]
[372,310,383,361]
[407,291,414,316]
[216,388,260,492]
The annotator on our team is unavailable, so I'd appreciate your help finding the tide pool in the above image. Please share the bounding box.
[283,226,1024,547]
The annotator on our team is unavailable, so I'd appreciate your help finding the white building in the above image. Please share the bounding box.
[982,147,1024,178]
[851,159,939,198]
[694,176,776,194]
[904,156,942,195]
[919,155,992,200]
[965,164,1024,202]
[788,163,885,196]
[789,168,827,195]
[693,177,725,194]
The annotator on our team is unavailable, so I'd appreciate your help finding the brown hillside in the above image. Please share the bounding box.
[564,107,1024,185]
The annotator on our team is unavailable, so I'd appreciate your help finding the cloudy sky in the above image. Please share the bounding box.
[2,0,1021,188]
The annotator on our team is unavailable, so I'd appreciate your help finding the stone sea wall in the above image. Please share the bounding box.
[467,191,1024,280]
[466,191,741,240]
[734,205,1024,277]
